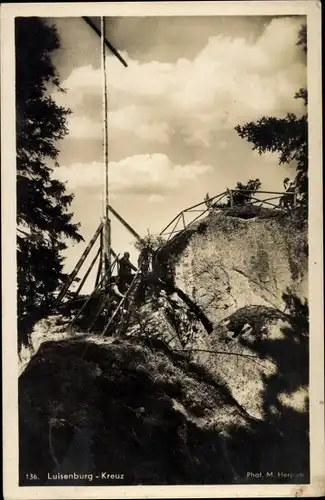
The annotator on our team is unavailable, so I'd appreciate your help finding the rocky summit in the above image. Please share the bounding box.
[19,207,309,486]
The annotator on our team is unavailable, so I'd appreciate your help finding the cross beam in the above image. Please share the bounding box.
[108,204,143,243]
[82,16,128,68]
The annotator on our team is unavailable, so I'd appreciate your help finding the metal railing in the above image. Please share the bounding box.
[159,189,297,241]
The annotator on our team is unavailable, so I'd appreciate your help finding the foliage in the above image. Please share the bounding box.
[228,178,262,206]
[16,17,83,348]
[297,24,307,55]
[134,231,165,254]
[234,24,308,211]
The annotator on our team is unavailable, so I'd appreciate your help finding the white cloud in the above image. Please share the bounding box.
[66,105,171,143]
[107,106,171,143]
[148,194,165,204]
[54,153,212,196]
[58,17,306,148]
[67,115,102,139]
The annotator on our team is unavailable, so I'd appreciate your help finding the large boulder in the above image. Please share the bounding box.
[19,208,309,485]
[152,208,309,466]
[19,336,308,486]
[158,209,307,325]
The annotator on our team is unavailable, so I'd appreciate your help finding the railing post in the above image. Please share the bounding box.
[181,212,186,229]
[228,189,234,208]
[293,191,297,209]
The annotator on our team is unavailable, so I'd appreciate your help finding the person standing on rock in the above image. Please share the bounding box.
[118,252,137,293]
[204,192,213,211]
[135,247,152,306]
[137,247,151,275]
[105,277,125,315]
[110,277,125,301]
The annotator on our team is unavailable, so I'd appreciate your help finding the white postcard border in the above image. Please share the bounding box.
[1,2,323,498]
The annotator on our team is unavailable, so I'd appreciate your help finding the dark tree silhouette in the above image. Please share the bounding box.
[234,24,308,210]
[16,17,83,348]
[297,24,307,55]
[228,178,262,206]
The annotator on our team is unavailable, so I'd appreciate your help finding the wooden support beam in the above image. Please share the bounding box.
[249,197,281,209]
[86,296,108,333]
[110,247,118,258]
[167,214,182,242]
[95,227,103,287]
[82,17,128,67]
[160,212,182,236]
[101,217,110,286]
[86,253,121,332]
[181,212,186,229]
[228,189,234,208]
[101,268,141,337]
[108,204,143,242]
[160,191,228,235]
[55,222,103,306]
[250,196,282,204]
[96,247,117,288]
[75,246,101,296]
[184,191,227,211]
[95,252,102,288]
[70,252,120,329]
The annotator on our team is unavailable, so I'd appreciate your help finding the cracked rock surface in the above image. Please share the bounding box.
[19,208,309,485]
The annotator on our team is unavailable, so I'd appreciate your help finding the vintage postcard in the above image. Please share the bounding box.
[1,1,324,498]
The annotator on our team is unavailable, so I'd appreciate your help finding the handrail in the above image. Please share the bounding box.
[160,189,296,239]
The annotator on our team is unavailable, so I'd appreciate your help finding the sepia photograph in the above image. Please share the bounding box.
[1,1,323,498]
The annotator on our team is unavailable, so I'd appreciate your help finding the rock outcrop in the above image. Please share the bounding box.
[158,207,307,322]
[154,208,308,419]
[19,207,309,485]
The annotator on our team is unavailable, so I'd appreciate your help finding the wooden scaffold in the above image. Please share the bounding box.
[54,17,144,333]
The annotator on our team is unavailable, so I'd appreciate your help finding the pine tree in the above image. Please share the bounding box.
[234,25,308,210]
[16,17,83,347]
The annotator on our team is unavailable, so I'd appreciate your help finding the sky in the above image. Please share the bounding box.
[47,15,307,292]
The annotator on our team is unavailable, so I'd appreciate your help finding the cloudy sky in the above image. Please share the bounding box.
[47,15,306,291]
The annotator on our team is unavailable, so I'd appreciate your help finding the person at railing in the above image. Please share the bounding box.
[118,252,137,292]
[279,177,296,209]
[283,177,295,191]
[204,192,213,211]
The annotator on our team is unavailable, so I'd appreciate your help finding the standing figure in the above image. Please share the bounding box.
[204,192,213,211]
[138,247,151,275]
[135,247,152,306]
[118,252,137,293]
[105,276,125,314]
[110,276,125,301]
[280,177,296,209]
